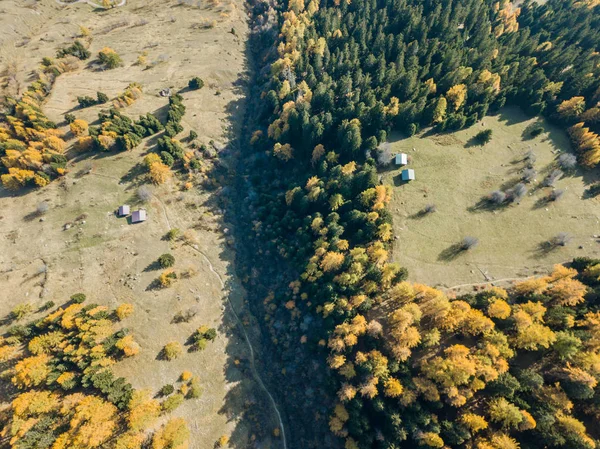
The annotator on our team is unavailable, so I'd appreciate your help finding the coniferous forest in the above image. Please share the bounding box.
[236,0,600,448]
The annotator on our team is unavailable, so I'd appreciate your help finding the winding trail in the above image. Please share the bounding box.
[55,0,126,7]
[154,195,288,449]
[442,260,571,292]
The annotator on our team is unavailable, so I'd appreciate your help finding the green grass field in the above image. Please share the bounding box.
[384,107,600,289]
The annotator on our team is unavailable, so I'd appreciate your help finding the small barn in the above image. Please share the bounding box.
[395,153,408,166]
[131,209,147,223]
[118,205,130,217]
[401,169,415,182]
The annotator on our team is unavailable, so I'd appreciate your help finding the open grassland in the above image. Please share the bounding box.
[384,107,600,290]
[0,0,281,447]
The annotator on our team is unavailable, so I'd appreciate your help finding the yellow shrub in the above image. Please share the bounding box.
[70,119,88,136]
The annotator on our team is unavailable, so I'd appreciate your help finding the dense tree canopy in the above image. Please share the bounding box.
[239,0,600,447]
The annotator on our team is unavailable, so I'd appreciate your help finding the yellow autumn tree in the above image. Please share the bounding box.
[557,96,586,121]
[568,122,600,167]
[149,162,172,184]
[127,390,160,431]
[447,84,467,110]
[151,418,190,449]
[321,251,345,272]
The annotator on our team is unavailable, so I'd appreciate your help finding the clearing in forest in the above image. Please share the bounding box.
[384,106,600,289]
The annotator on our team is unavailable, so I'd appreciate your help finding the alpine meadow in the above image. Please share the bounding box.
[1,1,600,449]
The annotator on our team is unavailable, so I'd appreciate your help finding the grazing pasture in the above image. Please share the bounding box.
[384,107,600,288]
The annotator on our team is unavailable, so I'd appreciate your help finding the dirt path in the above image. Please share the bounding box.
[441,260,570,292]
[55,0,126,8]
[153,196,288,449]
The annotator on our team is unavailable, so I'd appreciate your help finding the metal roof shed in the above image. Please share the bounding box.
[118,205,130,216]
[401,169,415,181]
[131,209,147,223]
[395,153,408,166]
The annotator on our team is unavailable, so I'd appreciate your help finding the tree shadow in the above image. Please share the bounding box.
[143,260,162,272]
[22,210,43,222]
[530,241,561,259]
[438,243,467,261]
[464,135,484,148]
[409,209,434,220]
[468,197,507,213]
[583,184,600,199]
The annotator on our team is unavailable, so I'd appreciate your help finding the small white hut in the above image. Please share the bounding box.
[401,169,415,182]
[118,205,130,217]
[131,209,147,223]
[395,153,408,166]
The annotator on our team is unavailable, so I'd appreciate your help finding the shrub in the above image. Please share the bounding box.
[188,377,202,399]
[70,119,89,136]
[160,151,175,167]
[475,129,493,144]
[180,371,193,382]
[158,253,175,268]
[143,153,162,170]
[97,91,109,103]
[549,189,565,201]
[204,328,217,341]
[558,153,577,170]
[115,303,134,320]
[166,228,180,241]
[189,130,198,141]
[192,326,217,351]
[507,183,527,203]
[77,96,97,108]
[158,270,177,288]
[164,122,183,138]
[488,190,506,204]
[524,150,536,165]
[173,309,197,324]
[162,342,182,361]
[522,168,536,183]
[70,293,86,304]
[461,236,479,251]
[161,393,185,413]
[39,301,55,312]
[543,169,563,187]
[10,303,33,321]
[64,113,76,124]
[216,435,230,448]
[188,77,204,90]
[551,233,572,247]
[159,384,175,396]
[37,202,49,215]
[98,47,122,69]
[57,40,91,60]
[189,159,201,170]
[137,185,153,203]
